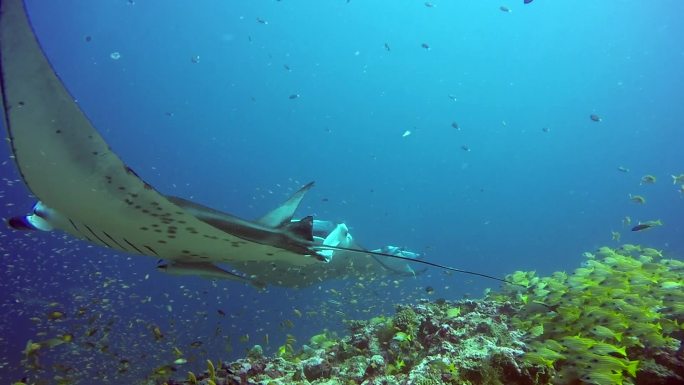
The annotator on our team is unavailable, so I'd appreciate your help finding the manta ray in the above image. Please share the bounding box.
[0,0,514,288]
[0,0,324,287]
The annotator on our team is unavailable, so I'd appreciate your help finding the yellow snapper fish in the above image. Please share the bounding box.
[580,353,638,377]
[588,341,627,357]
[671,173,684,185]
[588,325,623,342]
[580,371,626,385]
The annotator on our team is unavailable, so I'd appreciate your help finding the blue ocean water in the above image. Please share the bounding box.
[1,0,682,383]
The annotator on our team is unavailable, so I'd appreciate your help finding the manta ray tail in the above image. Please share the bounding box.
[314,244,523,287]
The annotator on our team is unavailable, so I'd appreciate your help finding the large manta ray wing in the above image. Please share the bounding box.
[0,0,317,267]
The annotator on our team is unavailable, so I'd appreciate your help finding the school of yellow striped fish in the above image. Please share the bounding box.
[495,244,683,385]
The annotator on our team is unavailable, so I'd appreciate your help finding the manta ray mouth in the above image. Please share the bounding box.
[313,244,522,287]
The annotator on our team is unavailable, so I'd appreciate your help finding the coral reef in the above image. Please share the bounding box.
[160,244,683,385]
[163,298,531,385]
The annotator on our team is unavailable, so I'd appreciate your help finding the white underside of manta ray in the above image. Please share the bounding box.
[0,0,515,289]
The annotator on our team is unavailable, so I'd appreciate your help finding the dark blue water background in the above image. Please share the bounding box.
[1,1,682,383]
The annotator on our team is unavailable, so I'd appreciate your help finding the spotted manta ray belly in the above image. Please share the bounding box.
[0,0,317,268]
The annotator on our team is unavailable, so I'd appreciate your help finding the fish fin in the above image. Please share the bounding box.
[7,201,54,231]
[158,261,265,288]
[322,223,350,248]
[257,182,314,227]
[318,223,351,259]
[283,215,314,242]
[626,360,638,377]
[7,216,36,231]
[8,214,52,231]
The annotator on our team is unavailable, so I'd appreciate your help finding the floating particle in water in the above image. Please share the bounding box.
[421,43,430,50]
[191,55,200,64]
[500,6,512,12]
[590,114,602,122]
[384,42,391,51]
[424,2,435,7]
[451,122,460,130]
[542,127,550,133]
[289,94,300,100]
[461,145,471,152]
[110,51,121,60]
[256,17,268,24]
[402,130,412,138]
[84,35,92,42]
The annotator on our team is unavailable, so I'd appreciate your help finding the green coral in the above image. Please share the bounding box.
[414,377,441,385]
[411,364,445,385]
[497,244,684,385]
[428,359,459,377]
[375,317,398,345]
[393,307,419,337]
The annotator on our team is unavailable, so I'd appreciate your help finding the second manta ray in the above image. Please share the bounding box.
[0,0,513,288]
